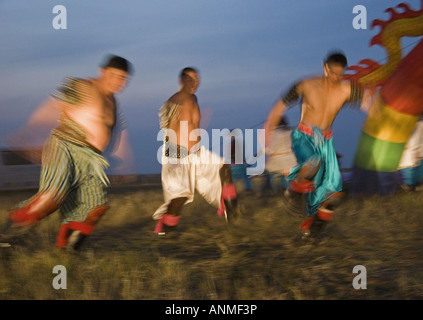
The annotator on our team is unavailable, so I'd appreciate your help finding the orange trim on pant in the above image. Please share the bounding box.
[56,224,71,248]
[54,205,108,248]
[298,122,333,139]
[9,194,57,227]
[299,216,315,230]
[55,222,95,248]
[290,180,315,193]
[317,208,334,221]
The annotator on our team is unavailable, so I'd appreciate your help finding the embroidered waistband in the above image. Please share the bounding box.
[297,122,333,139]
[164,142,188,159]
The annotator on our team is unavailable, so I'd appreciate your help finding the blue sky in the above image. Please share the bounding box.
[0,0,421,174]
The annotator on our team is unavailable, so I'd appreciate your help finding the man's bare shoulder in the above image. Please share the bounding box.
[301,76,324,86]
[302,77,351,91]
[340,80,353,95]
[298,76,324,92]
[168,91,195,106]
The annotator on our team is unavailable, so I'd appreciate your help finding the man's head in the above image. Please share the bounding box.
[323,51,347,83]
[179,67,200,94]
[99,55,133,94]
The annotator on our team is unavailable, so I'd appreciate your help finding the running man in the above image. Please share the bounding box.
[5,55,133,250]
[153,67,240,236]
[264,52,365,240]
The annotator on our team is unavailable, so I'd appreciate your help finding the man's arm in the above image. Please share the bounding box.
[105,109,136,175]
[264,99,287,145]
[344,82,380,116]
[50,77,92,107]
[264,83,300,146]
[2,97,61,164]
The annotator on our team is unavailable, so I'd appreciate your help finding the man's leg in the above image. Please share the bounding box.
[56,204,109,250]
[54,149,109,250]
[154,197,187,236]
[9,192,59,227]
[288,158,323,238]
[289,158,321,193]
[218,164,240,223]
[8,134,68,227]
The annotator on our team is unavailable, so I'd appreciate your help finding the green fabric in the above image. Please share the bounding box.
[288,128,342,217]
[39,134,109,223]
[354,132,405,172]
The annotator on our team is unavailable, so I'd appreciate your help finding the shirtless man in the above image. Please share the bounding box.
[264,52,364,240]
[5,55,133,250]
[153,67,239,236]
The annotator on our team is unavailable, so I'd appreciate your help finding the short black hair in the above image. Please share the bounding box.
[101,55,133,75]
[179,67,198,78]
[324,51,348,68]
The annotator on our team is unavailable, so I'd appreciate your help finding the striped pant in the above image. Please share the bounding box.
[26,132,110,224]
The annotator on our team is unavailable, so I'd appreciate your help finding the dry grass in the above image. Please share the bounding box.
[1,183,423,300]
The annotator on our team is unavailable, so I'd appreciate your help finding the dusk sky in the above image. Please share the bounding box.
[1,0,421,174]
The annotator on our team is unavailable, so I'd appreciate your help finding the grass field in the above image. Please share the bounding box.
[1,179,423,301]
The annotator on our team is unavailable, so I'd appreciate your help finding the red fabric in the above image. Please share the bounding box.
[154,220,164,234]
[298,122,333,139]
[299,216,315,230]
[380,40,423,116]
[162,214,180,226]
[217,184,237,217]
[217,197,225,217]
[222,183,237,199]
[55,222,94,247]
[290,180,315,193]
[9,207,39,226]
[154,214,180,234]
[68,221,94,235]
[55,224,70,248]
[317,208,334,221]
[9,195,44,226]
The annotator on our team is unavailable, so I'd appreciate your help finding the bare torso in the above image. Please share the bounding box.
[298,77,351,130]
[59,79,117,151]
[167,91,201,151]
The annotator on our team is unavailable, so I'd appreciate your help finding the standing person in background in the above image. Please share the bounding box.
[4,55,134,250]
[264,51,366,241]
[153,67,240,236]
[398,116,423,192]
[230,135,253,193]
[265,116,297,193]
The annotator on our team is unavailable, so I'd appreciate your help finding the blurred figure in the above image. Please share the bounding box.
[230,135,253,193]
[398,117,423,192]
[264,51,367,241]
[265,116,297,193]
[153,67,240,236]
[4,55,134,250]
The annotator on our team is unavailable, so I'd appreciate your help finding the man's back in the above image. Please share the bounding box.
[298,77,351,130]
[166,91,201,150]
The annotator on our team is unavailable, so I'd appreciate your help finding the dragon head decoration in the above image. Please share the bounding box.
[347,1,423,195]
[347,1,423,87]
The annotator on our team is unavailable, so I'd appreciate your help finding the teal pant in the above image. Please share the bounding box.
[287,128,342,217]
[400,160,423,186]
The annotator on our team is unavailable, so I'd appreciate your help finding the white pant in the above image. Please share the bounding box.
[153,146,224,220]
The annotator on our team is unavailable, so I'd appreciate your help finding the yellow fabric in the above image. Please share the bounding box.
[363,101,419,143]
